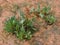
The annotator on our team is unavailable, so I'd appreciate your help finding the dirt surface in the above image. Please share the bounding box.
[0,0,60,45]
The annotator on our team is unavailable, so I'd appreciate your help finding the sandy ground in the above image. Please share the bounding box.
[0,0,60,45]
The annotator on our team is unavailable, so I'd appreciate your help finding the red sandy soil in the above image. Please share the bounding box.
[0,0,60,45]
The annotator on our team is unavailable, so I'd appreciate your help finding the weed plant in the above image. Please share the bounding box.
[30,3,56,25]
[4,3,56,40]
[4,9,37,40]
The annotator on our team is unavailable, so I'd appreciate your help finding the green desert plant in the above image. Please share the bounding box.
[39,6,51,18]
[16,18,37,40]
[30,4,56,25]
[41,6,56,25]
[41,6,51,15]
[4,3,56,41]
[44,15,56,25]
[4,16,18,33]
[17,9,37,40]
[4,9,37,40]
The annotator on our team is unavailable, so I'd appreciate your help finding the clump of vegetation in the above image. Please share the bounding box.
[4,9,37,40]
[44,15,56,25]
[4,3,56,40]
[4,16,18,33]
[40,6,56,25]
[30,3,56,25]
